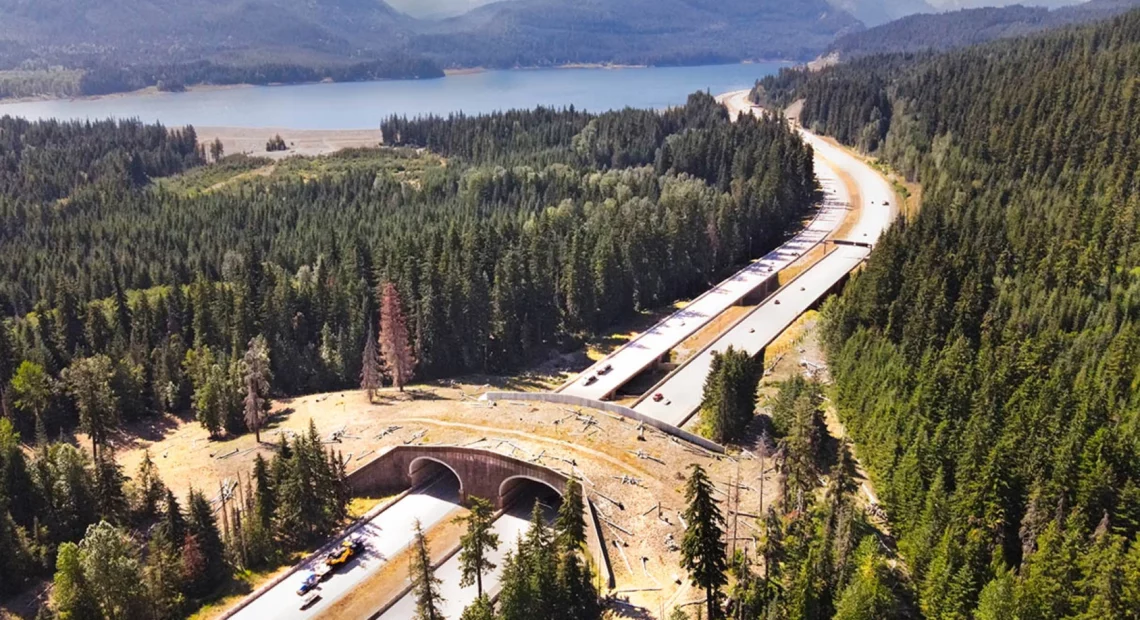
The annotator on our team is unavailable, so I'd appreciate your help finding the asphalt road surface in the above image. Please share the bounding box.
[377,489,560,619]
[560,155,851,401]
[230,476,463,620]
[631,93,898,426]
[632,245,871,426]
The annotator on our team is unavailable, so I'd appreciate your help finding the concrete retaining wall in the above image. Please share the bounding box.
[349,445,570,508]
[221,445,616,618]
[480,391,726,454]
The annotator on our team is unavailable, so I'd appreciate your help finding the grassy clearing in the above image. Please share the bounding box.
[158,147,443,197]
[157,154,274,195]
[270,147,442,183]
[347,494,394,520]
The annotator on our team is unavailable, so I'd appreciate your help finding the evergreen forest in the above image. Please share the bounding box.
[0,91,816,451]
[754,9,1140,618]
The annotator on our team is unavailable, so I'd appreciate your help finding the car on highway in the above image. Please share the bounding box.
[599,363,613,375]
[300,592,321,610]
[297,572,321,596]
[325,537,365,570]
[583,375,598,386]
[653,393,664,402]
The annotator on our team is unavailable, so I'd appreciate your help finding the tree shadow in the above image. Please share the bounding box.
[606,596,657,619]
[110,411,188,451]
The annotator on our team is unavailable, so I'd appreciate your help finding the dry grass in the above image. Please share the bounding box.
[196,127,382,160]
[96,382,774,616]
[673,305,753,361]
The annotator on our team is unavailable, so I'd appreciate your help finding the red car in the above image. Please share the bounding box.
[653,393,664,402]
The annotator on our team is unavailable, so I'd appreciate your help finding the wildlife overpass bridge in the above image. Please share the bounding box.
[349,445,571,509]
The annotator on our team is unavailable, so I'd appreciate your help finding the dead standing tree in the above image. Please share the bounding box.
[379,282,416,392]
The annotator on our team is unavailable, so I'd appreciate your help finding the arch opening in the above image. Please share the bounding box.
[408,456,463,498]
[498,475,563,514]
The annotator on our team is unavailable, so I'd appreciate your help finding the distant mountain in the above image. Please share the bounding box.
[411,0,862,67]
[826,0,938,27]
[0,0,415,66]
[829,0,1139,58]
[387,0,495,19]
[926,0,1084,7]
[0,0,863,73]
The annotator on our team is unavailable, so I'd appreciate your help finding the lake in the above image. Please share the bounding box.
[0,63,782,130]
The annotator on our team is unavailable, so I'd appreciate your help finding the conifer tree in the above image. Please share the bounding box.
[252,453,275,531]
[459,595,494,620]
[161,489,186,551]
[699,346,760,443]
[0,322,12,389]
[495,545,533,620]
[92,453,128,524]
[360,323,382,402]
[455,496,499,598]
[130,449,166,521]
[379,282,415,392]
[556,543,601,620]
[242,335,272,442]
[185,488,227,594]
[681,464,727,620]
[555,478,587,551]
[61,355,119,460]
[522,502,557,616]
[410,519,444,620]
[144,531,186,619]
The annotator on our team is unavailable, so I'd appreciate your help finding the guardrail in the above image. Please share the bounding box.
[630,244,842,415]
[555,193,840,396]
[480,391,725,454]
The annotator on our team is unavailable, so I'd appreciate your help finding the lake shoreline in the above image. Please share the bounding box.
[0,62,784,129]
[0,60,790,106]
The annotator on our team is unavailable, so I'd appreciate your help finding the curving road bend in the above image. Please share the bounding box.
[230,476,463,620]
[628,91,899,426]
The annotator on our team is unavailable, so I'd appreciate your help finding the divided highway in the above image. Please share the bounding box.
[225,89,900,620]
[630,91,899,426]
[632,245,870,425]
[559,155,852,401]
[377,492,558,619]
[230,477,463,620]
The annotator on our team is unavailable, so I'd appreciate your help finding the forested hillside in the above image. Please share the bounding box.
[760,10,1140,617]
[827,0,1140,58]
[0,0,861,99]
[0,93,816,444]
[410,0,860,67]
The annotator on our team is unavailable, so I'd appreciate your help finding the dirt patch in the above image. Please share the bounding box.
[103,383,774,616]
[196,127,382,160]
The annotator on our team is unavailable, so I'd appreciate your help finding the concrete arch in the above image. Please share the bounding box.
[408,456,464,495]
[498,474,563,507]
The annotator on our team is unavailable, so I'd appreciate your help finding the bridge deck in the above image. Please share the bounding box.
[559,156,850,401]
[631,245,870,427]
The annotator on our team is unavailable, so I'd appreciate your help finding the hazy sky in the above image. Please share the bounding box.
[387,0,1090,21]
[386,0,496,19]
